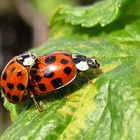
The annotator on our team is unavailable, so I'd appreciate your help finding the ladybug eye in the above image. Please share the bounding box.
[94,59,100,68]
[87,59,94,68]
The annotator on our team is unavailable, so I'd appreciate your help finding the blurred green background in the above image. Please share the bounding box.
[0,0,97,135]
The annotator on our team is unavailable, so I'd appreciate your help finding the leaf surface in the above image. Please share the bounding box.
[51,0,130,27]
[1,38,140,140]
[1,0,140,140]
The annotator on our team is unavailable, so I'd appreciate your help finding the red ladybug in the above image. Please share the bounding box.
[30,51,100,97]
[1,53,37,103]
[1,51,100,112]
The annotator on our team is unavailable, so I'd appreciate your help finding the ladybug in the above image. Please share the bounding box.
[1,51,100,112]
[30,51,100,97]
[1,52,38,103]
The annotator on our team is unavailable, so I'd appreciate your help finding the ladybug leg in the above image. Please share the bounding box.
[92,69,98,77]
[27,88,43,112]
[64,93,70,99]
[64,88,70,98]
[28,76,43,112]
[79,72,93,84]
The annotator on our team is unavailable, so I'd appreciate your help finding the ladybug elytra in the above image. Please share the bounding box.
[30,51,100,97]
[1,53,37,103]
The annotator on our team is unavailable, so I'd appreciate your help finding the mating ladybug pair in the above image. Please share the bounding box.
[1,51,100,112]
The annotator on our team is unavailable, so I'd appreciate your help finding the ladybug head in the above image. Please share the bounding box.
[72,53,100,71]
[87,58,100,69]
[17,52,38,66]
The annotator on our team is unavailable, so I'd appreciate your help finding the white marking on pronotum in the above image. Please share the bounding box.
[76,61,89,71]
[22,57,36,66]
[17,53,37,66]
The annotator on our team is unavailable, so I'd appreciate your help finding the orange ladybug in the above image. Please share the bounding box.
[1,51,100,112]
[30,51,100,96]
[0,53,43,111]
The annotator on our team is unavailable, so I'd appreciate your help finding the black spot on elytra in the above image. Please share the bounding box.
[60,59,69,64]
[2,72,7,80]
[7,83,14,90]
[7,92,11,99]
[17,84,25,91]
[17,71,22,76]
[35,75,42,82]
[11,67,16,73]
[64,67,72,75]
[44,71,54,78]
[38,83,46,91]
[1,87,5,93]
[12,95,19,102]
[45,56,56,64]
[51,78,63,89]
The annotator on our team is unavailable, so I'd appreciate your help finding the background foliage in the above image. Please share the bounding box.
[1,0,140,139]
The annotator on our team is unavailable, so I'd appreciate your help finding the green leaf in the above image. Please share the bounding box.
[31,0,76,20]
[51,0,131,27]
[1,38,140,140]
[50,14,140,41]
[1,0,140,139]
